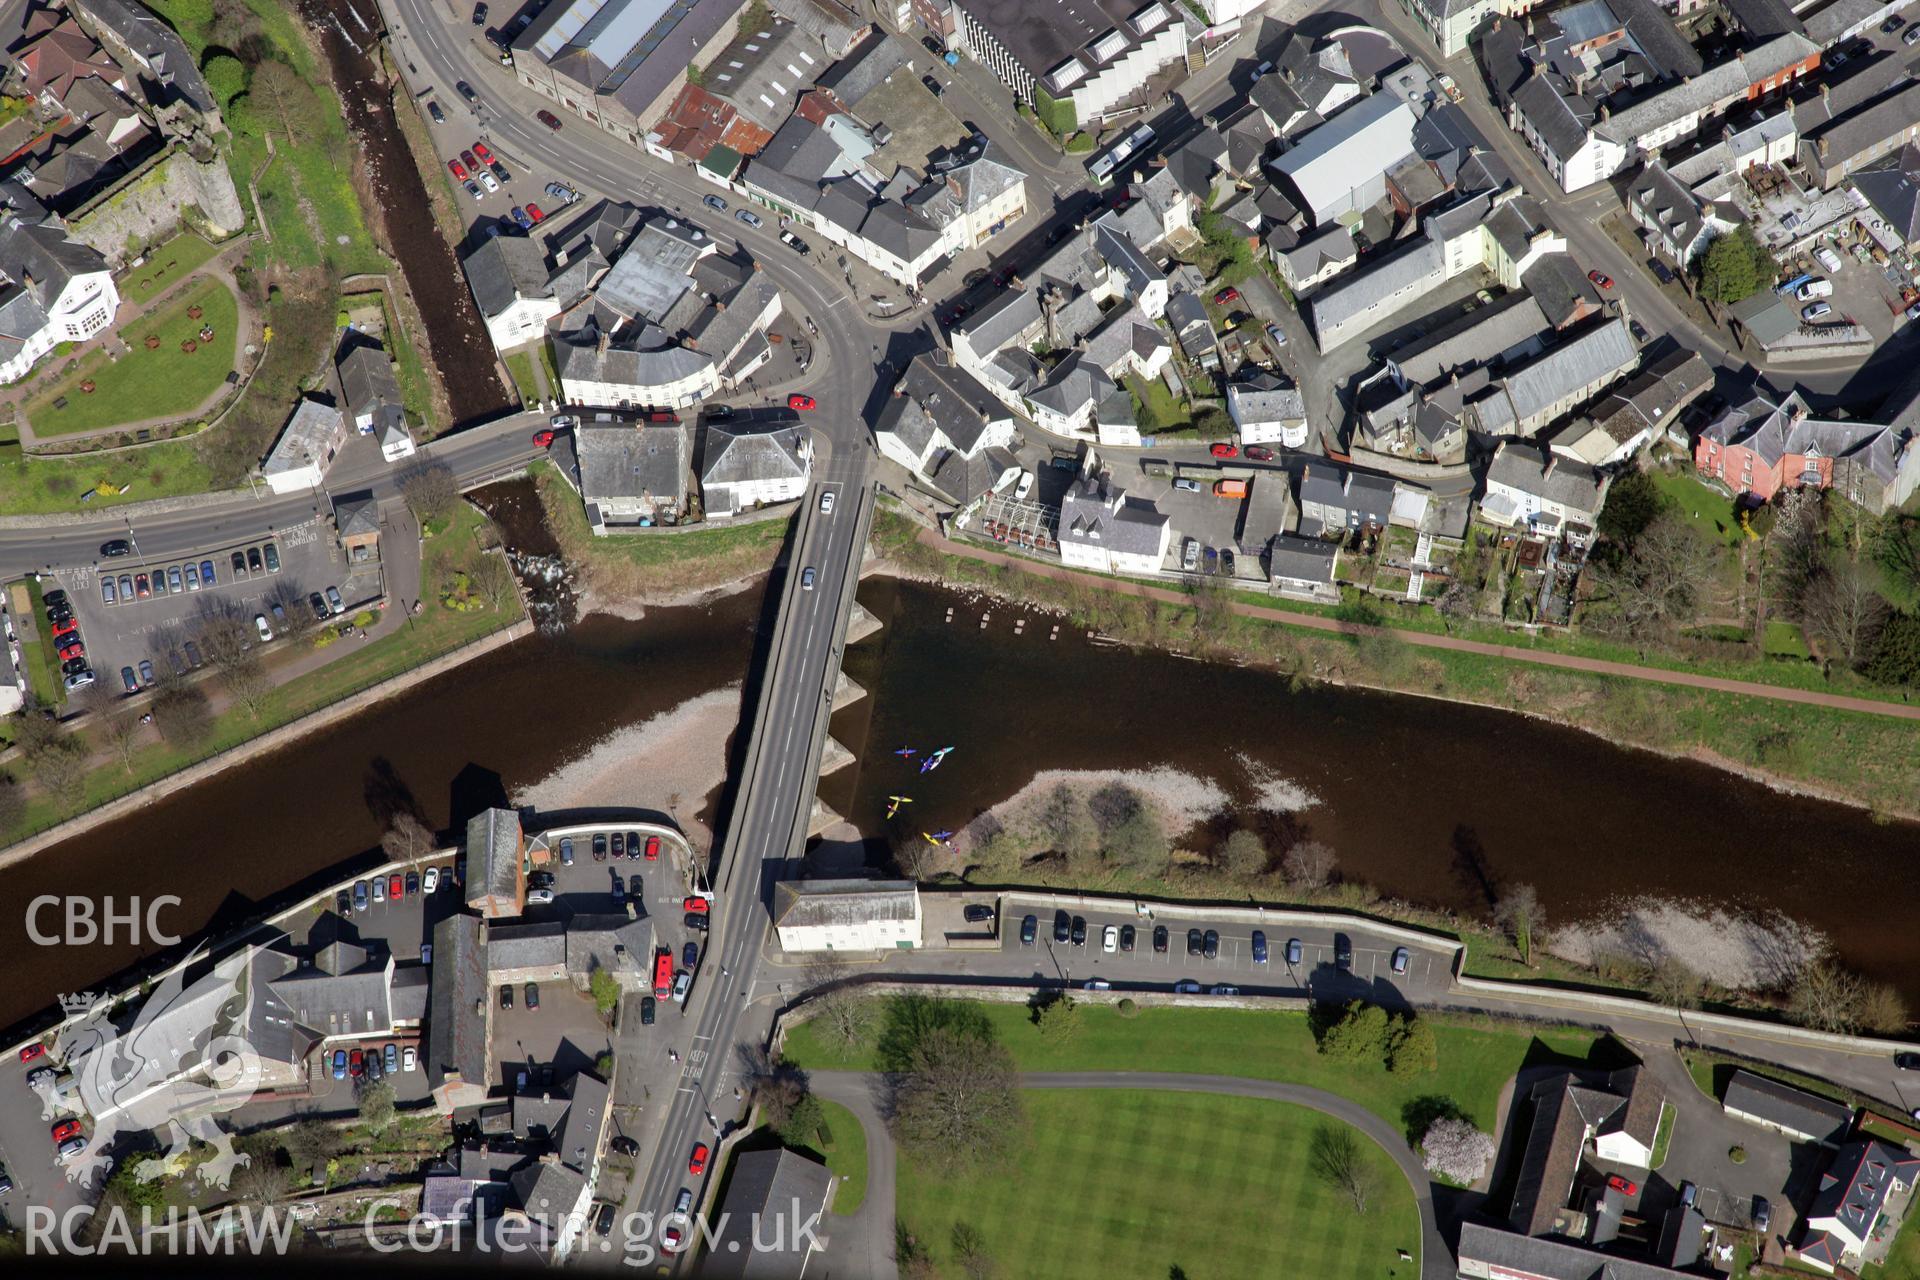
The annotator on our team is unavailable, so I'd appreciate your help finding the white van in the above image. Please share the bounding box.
[1796,278,1833,301]
[1814,246,1843,273]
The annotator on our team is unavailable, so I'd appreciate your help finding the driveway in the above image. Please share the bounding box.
[808,1069,1448,1280]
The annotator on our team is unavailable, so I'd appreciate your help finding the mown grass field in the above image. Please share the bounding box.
[897,1090,1418,1280]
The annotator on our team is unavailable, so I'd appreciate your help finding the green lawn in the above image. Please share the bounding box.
[0,503,521,844]
[804,1100,868,1215]
[1650,1102,1675,1170]
[1763,620,1812,659]
[14,578,64,707]
[898,1090,1418,1280]
[0,440,221,514]
[1647,466,1745,547]
[1867,1211,1920,1280]
[1126,370,1189,432]
[121,233,223,306]
[505,350,540,405]
[29,278,240,436]
[786,1000,1597,1135]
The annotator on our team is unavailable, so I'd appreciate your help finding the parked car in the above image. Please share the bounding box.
[388,873,404,900]
[405,870,420,896]
[703,194,729,212]
[921,73,944,96]
[780,230,809,253]
[1211,984,1240,996]
[167,566,183,592]
[671,971,691,1002]
[353,880,369,911]
[50,1119,82,1144]
[427,101,445,124]
[611,831,626,859]
[1053,910,1070,943]
[120,665,139,693]
[1391,946,1410,974]
[788,393,817,410]
[403,1045,417,1072]
[1203,929,1219,958]
[101,577,116,605]
[448,157,468,179]
[201,559,216,586]
[1588,269,1613,289]
[184,563,200,591]
[963,903,994,923]
[119,574,132,599]
[1020,913,1037,944]
[134,573,150,598]
[1802,301,1833,321]
[645,835,661,860]
[1213,287,1241,305]
[1173,979,1201,994]
[1334,933,1353,970]
[1186,927,1203,956]
[1174,477,1202,493]
[682,941,699,968]
[1797,278,1833,301]
[689,1143,710,1176]
[255,614,273,642]
[331,1049,348,1079]
[1210,443,1239,458]
[1119,924,1135,952]
[371,876,385,904]
[526,203,544,222]
[527,887,554,905]
[137,659,154,686]
[1264,322,1287,348]
[499,984,513,1009]
[1244,445,1275,461]
[735,208,763,228]
[1647,257,1676,284]
[456,80,476,101]
[545,181,578,204]
[326,586,345,614]
[536,109,562,130]
[1102,924,1118,952]
[1251,931,1268,963]
[525,982,540,1010]
[1752,1196,1772,1233]
[470,1,486,22]
[1153,925,1169,953]
[1907,22,1920,43]
[349,1047,365,1076]
[20,1042,46,1063]
[1070,915,1087,946]
[1607,1174,1639,1195]
[423,866,440,893]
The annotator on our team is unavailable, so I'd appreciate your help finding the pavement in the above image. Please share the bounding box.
[809,1069,1448,1280]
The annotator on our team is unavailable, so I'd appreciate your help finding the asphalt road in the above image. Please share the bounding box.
[809,1069,1449,1280]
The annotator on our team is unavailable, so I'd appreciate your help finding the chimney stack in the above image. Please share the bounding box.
[1544,453,1559,479]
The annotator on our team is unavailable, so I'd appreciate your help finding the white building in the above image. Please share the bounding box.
[1267,533,1339,601]
[0,217,118,384]
[1228,379,1308,448]
[1271,95,1418,227]
[1057,474,1171,576]
[874,352,1022,510]
[773,880,922,951]
[460,234,560,353]
[1479,440,1609,533]
[261,397,348,495]
[698,419,812,516]
[939,0,1188,128]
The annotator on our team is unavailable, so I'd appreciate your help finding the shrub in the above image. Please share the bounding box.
[1420,1117,1495,1185]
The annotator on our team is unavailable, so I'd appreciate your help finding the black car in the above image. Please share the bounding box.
[1896,1052,1920,1070]
[1119,924,1135,952]
[640,998,655,1026]
[1053,910,1070,943]
[247,547,264,574]
[1070,916,1087,946]
[405,870,419,896]
[921,35,943,55]
[309,592,329,621]
[1882,13,1903,31]
[594,1202,616,1236]
[592,833,608,861]
[183,640,202,667]
[922,74,944,96]
[471,2,487,22]
[1187,928,1203,956]
[684,912,709,931]
[336,890,353,914]
[682,941,699,967]
[1020,914,1037,945]
[611,831,626,858]
[524,982,540,1010]
[1153,925,1168,953]
[456,80,477,101]
[44,587,67,608]
[427,100,446,124]
[1334,933,1353,971]
[61,656,89,677]
[100,539,131,557]
[963,904,994,923]
[499,983,513,1009]
[1203,929,1220,959]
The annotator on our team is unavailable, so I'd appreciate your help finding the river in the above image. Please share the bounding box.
[9,565,1919,1034]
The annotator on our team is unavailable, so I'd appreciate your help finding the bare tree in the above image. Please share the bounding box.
[80,684,142,774]
[1645,956,1702,1011]
[1310,1123,1382,1214]
[400,462,461,528]
[890,1024,1024,1176]
[194,604,270,718]
[952,1222,996,1280]
[803,954,876,1053]
[16,713,86,814]
[1220,828,1268,878]
[381,811,438,863]
[150,681,214,748]
[0,775,25,834]
[1494,883,1544,966]
[231,1137,288,1208]
[472,552,518,611]
[1771,488,1825,610]
[1586,513,1718,637]
[1801,557,1888,668]
[1280,839,1338,892]
[1857,982,1909,1035]
[1787,960,1863,1034]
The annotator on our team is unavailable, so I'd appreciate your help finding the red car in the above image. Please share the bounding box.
[472,141,493,163]
[532,429,556,448]
[1213,287,1241,306]
[689,1142,710,1175]
[788,393,816,411]
[1606,1174,1638,1195]
[1244,445,1275,461]
[526,203,545,223]
[448,158,468,179]
[460,150,479,170]
[388,873,404,900]
[57,639,85,661]
[536,109,562,130]
[644,835,660,861]
[349,1048,365,1077]
[1588,269,1613,289]
[135,574,150,598]
[51,617,78,638]
[683,895,710,913]
[51,1119,82,1144]
[1210,443,1240,459]
[20,1042,45,1063]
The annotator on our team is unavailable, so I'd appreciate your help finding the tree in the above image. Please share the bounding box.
[890,1024,1024,1176]
[1585,513,1718,638]
[776,1092,825,1149]
[952,1222,996,1280]
[1031,783,1093,862]
[231,1136,288,1208]
[401,462,461,529]
[1787,960,1864,1034]
[1801,557,1888,669]
[1494,883,1544,966]
[1646,956,1703,1010]
[81,684,142,774]
[1317,1001,1391,1063]
[805,954,877,1052]
[381,811,437,863]
[195,605,270,717]
[1857,981,1909,1035]
[282,1117,342,1171]
[1597,469,1660,546]
[150,681,213,748]
[1388,1016,1438,1076]
[1772,488,1826,611]
[1089,786,1167,876]
[357,1080,395,1135]
[20,724,86,814]
[1421,1116,1496,1185]
[588,967,620,1018]
[473,552,518,611]
[202,53,248,109]
[1280,839,1338,891]
[1310,1123,1382,1214]
[246,58,328,144]
[1033,993,1080,1042]
[1698,225,1770,304]
[1220,828,1268,878]
[1864,611,1920,687]
[0,776,24,836]
[746,1054,808,1130]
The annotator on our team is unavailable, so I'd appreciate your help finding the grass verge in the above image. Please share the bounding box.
[505,350,539,405]
[898,1090,1418,1280]
[0,440,221,514]
[529,459,787,598]
[29,278,241,436]
[14,578,64,707]
[1650,1102,1675,1170]
[786,999,1598,1136]
[1866,1212,1920,1280]
[804,1099,867,1215]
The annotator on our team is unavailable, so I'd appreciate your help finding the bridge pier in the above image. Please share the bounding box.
[846,601,882,643]
[807,797,843,839]
[831,670,865,711]
[818,735,855,776]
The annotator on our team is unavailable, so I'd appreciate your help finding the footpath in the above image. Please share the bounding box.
[914,527,1920,723]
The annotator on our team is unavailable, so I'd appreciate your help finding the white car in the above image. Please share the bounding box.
[371,877,385,904]
[1102,924,1118,953]
[527,887,555,905]
[402,1045,417,1072]
[422,867,440,893]
[1802,301,1833,321]
[478,169,499,193]
[1084,979,1112,990]
[1014,470,1035,500]
[1211,984,1240,996]
[255,613,273,642]
[672,971,692,1003]
[820,491,834,514]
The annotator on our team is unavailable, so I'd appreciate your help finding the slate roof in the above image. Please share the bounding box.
[1268,532,1337,582]
[332,490,380,539]
[1721,1068,1854,1143]
[705,1149,835,1279]
[955,287,1042,358]
[1521,252,1601,329]
[1228,381,1306,425]
[510,1159,587,1227]
[1310,239,1444,338]
[563,912,651,977]
[488,921,568,972]
[577,421,690,503]
[1059,475,1170,557]
[773,879,917,927]
[552,317,714,391]
[426,914,488,1089]
[1856,145,1920,246]
[1511,1072,1629,1235]
[701,419,809,487]
[1728,291,1800,346]
[929,444,1018,507]
[1391,291,1549,387]
[463,234,553,318]
[1701,391,1907,483]
[337,340,405,431]
[465,808,522,904]
[1479,318,1637,431]
[1512,73,1594,162]
[1805,80,1920,168]
[1459,1221,1703,1280]
[1808,1138,1920,1245]
[1487,441,1606,515]
[1280,223,1357,281]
